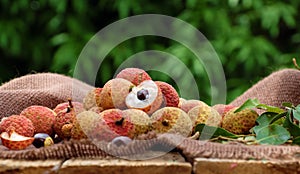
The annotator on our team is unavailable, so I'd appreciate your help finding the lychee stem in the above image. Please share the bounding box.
[293,58,300,70]
[115,117,124,126]
[66,98,74,113]
[162,120,169,126]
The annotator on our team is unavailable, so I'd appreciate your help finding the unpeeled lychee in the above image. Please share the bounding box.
[71,111,99,140]
[151,107,193,137]
[122,109,151,138]
[188,105,222,130]
[116,68,152,85]
[83,88,103,110]
[53,99,84,139]
[91,109,134,142]
[97,78,134,110]
[179,99,208,113]
[0,115,35,137]
[53,100,84,114]
[221,108,259,134]
[212,104,236,118]
[20,106,56,135]
[126,80,163,114]
[155,81,179,107]
[0,130,34,150]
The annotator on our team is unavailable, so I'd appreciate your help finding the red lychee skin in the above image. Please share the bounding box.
[0,115,35,137]
[20,106,56,135]
[97,78,134,110]
[1,131,34,150]
[179,100,208,113]
[91,109,134,142]
[212,104,236,119]
[155,81,179,107]
[116,68,152,86]
[53,101,84,115]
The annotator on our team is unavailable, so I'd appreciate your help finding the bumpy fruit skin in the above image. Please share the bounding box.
[116,68,152,86]
[151,107,193,137]
[53,101,84,114]
[179,100,208,113]
[83,88,103,110]
[0,115,35,137]
[97,78,134,110]
[212,104,236,118]
[126,80,163,115]
[53,100,84,139]
[20,106,56,135]
[221,108,259,134]
[91,109,134,142]
[1,131,34,150]
[71,111,99,140]
[122,109,151,138]
[188,105,222,130]
[155,81,179,107]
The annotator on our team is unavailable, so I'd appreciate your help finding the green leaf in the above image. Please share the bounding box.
[294,105,300,121]
[234,98,260,113]
[253,112,283,134]
[256,124,290,145]
[292,136,300,145]
[194,124,239,140]
[282,102,294,108]
[283,110,300,137]
[256,104,285,113]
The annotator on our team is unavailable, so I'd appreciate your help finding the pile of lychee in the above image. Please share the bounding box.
[0,68,259,150]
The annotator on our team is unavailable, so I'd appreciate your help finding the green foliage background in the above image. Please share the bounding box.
[1,0,299,104]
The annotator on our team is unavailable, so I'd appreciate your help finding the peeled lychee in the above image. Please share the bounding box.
[188,105,222,130]
[122,109,151,138]
[221,108,259,134]
[151,107,193,137]
[91,109,134,142]
[116,68,152,85]
[1,131,34,150]
[83,88,103,110]
[97,78,134,110]
[155,81,179,107]
[20,106,56,135]
[179,99,208,113]
[53,99,83,139]
[0,115,35,137]
[126,80,163,114]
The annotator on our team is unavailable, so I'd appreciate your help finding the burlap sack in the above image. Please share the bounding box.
[0,73,94,119]
[0,68,299,160]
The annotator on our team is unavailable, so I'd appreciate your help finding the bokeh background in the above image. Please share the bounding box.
[1,0,299,104]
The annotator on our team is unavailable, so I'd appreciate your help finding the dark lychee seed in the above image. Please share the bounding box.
[137,89,149,100]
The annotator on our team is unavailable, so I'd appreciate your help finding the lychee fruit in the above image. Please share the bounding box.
[188,105,222,130]
[151,107,193,137]
[88,106,103,114]
[116,67,152,85]
[122,109,151,138]
[71,111,100,140]
[53,99,83,139]
[179,99,208,113]
[0,115,35,137]
[126,80,163,114]
[33,133,54,148]
[20,106,56,135]
[1,130,34,150]
[155,81,179,107]
[91,109,134,142]
[97,78,134,110]
[221,108,259,134]
[83,88,103,110]
[212,104,236,118]
[53,100,84,114]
